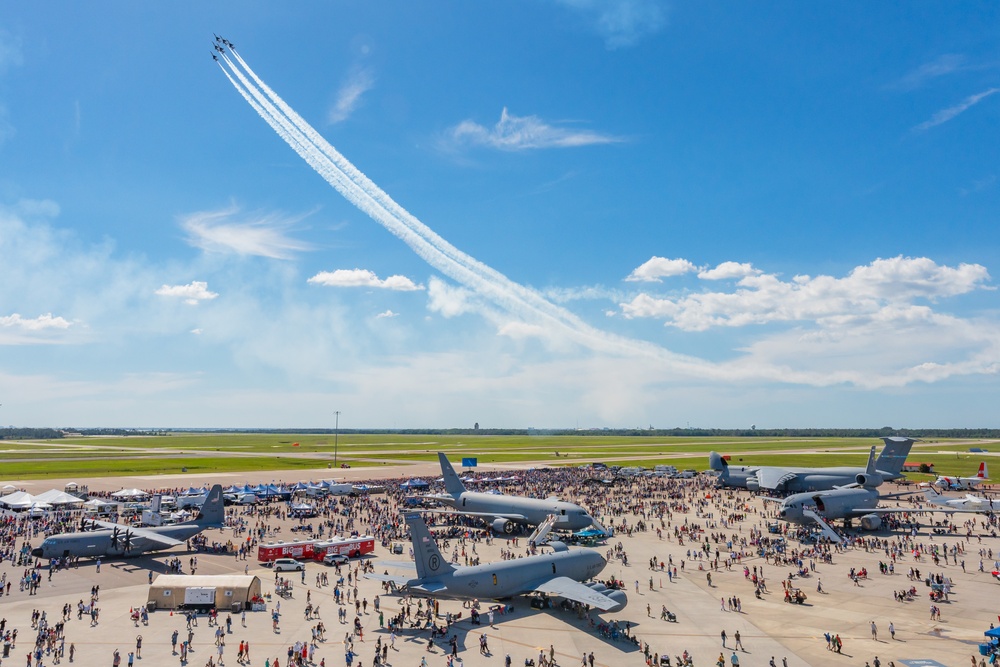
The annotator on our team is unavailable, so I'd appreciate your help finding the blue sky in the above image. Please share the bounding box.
[1,2,998,429]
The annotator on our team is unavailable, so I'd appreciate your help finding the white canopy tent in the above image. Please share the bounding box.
[0,491,35,509]
[34,489,84,506]
[111,488,149,499]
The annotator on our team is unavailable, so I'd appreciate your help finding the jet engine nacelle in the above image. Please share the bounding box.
[855,472,884,487]
[605,589,628,612]
[746,478,760,492]
[859,514,882,530]
[492,518,516,534]
[586,582,609,594]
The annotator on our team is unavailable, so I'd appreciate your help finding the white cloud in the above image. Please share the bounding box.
[0,313,71,331]
[375,310,398,319]
[191,328,204,335]
[426,277,476,318]
[914,87,1000,132]
[181,206,313,260]
[621,256,992,331]
[556,0,667,49]
[497,321,548,340]
[327,66,375,124]
[155,281,219,305]
[698,261,760,281]
[625,256,697,282]
[445,107,622,151]
[307,268,423,291]
[891,54,965,91]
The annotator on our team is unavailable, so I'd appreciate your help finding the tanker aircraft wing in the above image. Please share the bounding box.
[531,576,624,611]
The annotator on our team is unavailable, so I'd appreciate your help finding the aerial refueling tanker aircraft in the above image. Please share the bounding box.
[367,513,627,612]
[421,452,602,534]
[773,449,956,543]
[710,436,913,493]
[32,485,224,559]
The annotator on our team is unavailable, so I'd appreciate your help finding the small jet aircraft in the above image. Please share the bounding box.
[213,44,225,54]
[933,463,989,491]
[922,488,1000,512]
[711,436,914,493]
[773,449,953,543]
[366,513,627,612]
[31,485,224,559]
[420,453,602,534]
[212,53,218,61]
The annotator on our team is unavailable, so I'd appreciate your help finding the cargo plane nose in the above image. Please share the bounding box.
[31,547,43,558]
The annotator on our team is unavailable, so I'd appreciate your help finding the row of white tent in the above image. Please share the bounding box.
[0,489,119,511]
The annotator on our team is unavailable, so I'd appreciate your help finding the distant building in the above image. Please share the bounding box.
[902,462,935,473]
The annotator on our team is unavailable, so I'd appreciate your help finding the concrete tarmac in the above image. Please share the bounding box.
[1,466,995,667]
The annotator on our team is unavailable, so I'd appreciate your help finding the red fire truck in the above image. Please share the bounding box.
[257,539,317,562]
[311,535,376,561]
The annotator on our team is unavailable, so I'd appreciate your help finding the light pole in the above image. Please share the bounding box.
[334,411,341,468]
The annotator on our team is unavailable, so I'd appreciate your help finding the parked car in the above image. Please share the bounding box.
[323,553,349,566]
[273,558,305,572]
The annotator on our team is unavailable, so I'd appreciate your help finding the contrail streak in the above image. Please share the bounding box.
[228,48,595,333]
[218,49,711,374]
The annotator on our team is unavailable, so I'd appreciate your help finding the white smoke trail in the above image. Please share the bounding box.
[219,51,712,373]
[220,55,574,333]
[228,50,600,333]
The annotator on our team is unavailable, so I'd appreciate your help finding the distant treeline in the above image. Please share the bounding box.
[4,426,1000,439]
[0,427,169,439]
[178,427,1000,438]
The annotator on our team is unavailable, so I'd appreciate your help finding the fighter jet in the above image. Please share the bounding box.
[212,53,218,62]
[31,485,224,559]
[711,436,914,493]
[933,462,989,491]
[366,513,627,612]
[419,453,602,534]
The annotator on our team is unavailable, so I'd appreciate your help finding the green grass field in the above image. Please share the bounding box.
[0,433,995,480]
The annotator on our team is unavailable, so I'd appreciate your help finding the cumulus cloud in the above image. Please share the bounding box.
[556,0,667,49]
[914,87,1000,132]
[155,281,219,305]
[181,206,313,259]
[698,261,760,280]
[426,277,476,318]
[327,66,375,124]
[445,107,622,151]
[307,268,423,291]
[375,310,398,319]
[625,257,697,282]
[0,313,71,331]
[621,256,991,331]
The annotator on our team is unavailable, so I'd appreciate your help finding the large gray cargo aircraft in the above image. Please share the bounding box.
[423,453,599,534]
[774,450,952,542]
[367,513,627,612]
[710,436,913,493]
[31,485,225,559]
